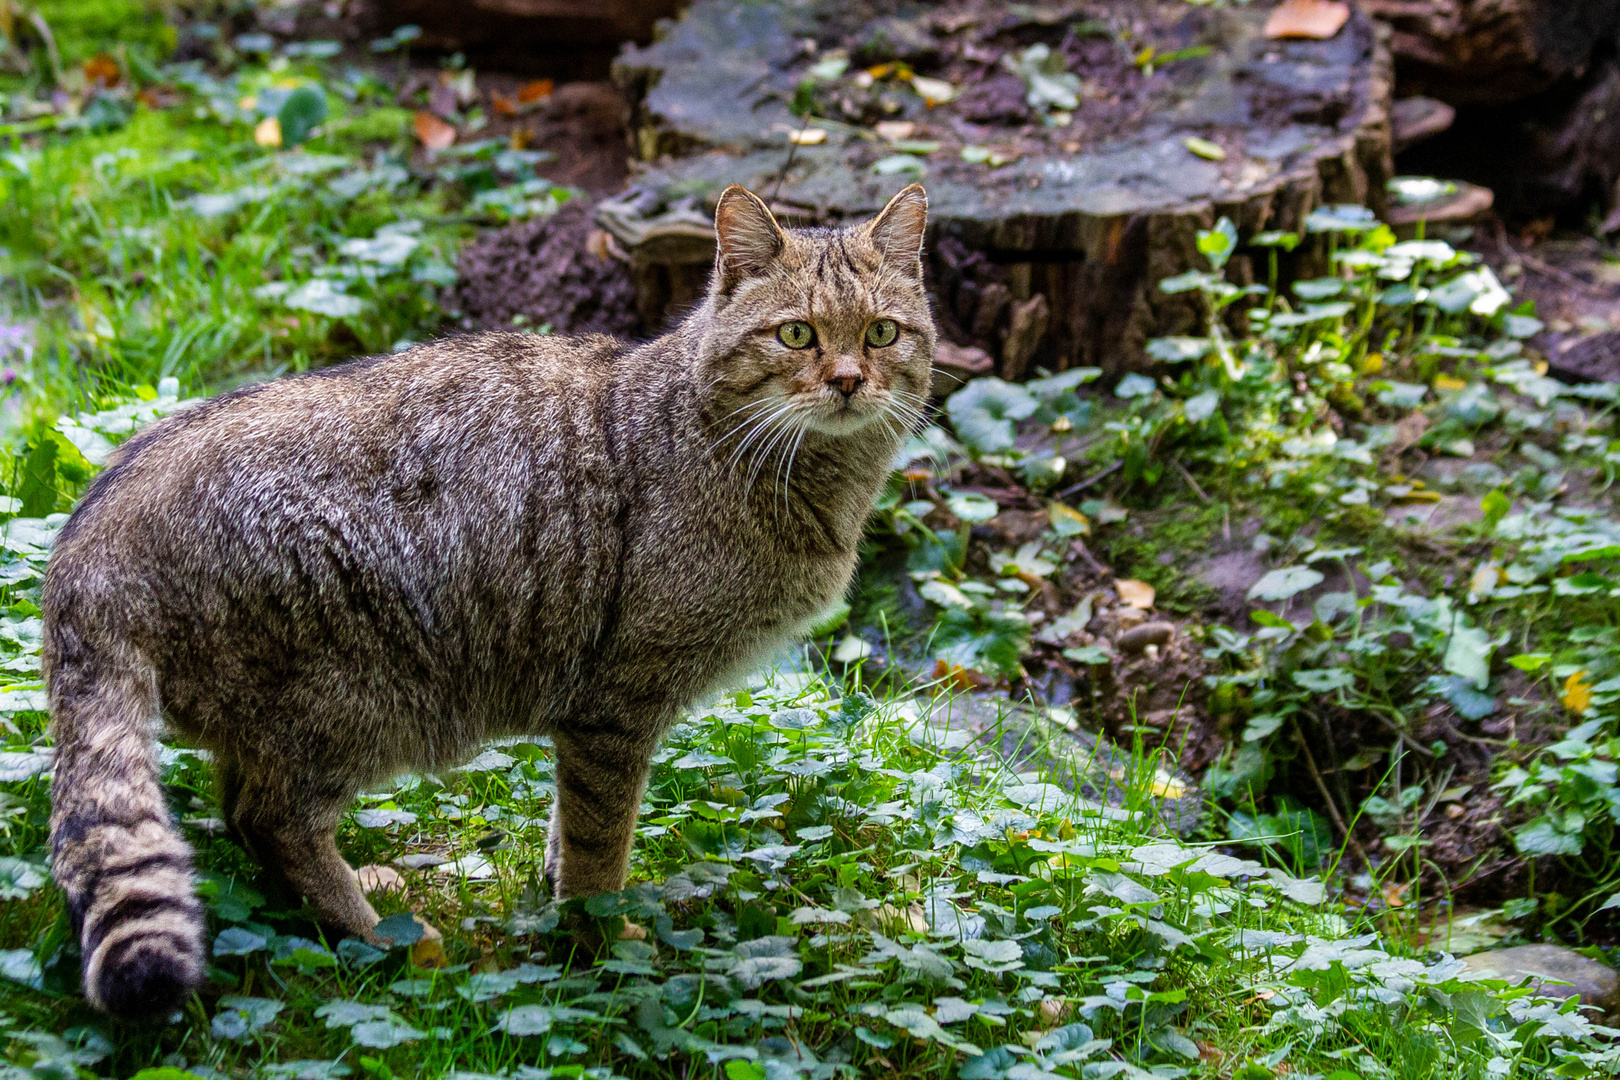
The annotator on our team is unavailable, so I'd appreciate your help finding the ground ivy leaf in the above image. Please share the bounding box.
[1248,566,1324,601]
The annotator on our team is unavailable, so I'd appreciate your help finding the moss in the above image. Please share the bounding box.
[1096,501,1226,614]
[33,0,176,65]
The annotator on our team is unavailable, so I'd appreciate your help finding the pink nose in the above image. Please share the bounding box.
[829,374,863,396]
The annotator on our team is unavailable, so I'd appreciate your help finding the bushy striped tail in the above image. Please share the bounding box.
[47,631,206,1019]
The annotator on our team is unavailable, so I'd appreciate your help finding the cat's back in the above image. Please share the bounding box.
[55,331,627,553]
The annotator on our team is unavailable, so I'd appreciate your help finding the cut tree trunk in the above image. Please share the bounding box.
[1366,0,1620,106]
[611,0,1392,378]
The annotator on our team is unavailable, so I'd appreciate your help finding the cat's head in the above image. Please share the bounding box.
[697,184,935,442]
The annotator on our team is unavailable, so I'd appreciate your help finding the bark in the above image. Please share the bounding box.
[1366,0,1620,106]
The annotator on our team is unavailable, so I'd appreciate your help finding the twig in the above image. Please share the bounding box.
[1056,460,1122,499]
[1171,458,1211,505]
[1370,708,1436,759]
[1293,720,1372,867]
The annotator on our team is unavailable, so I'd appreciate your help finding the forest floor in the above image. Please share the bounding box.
[1,2,1620,1078]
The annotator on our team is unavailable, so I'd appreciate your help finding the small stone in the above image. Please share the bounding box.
[1117,621,1175,653]
[356,864,405,892]
[1037,997,1072,1027]
[397,853,448,871]
[1460,945,1620,1017]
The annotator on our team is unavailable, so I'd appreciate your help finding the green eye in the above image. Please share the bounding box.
[865,319,899,348]
[777,321,816,349]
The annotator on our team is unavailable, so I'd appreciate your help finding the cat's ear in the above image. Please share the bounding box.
[713,185,786,293]
[866,183,928,274]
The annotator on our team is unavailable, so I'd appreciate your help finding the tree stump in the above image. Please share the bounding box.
[1365,0,1620,107]
[611,0,1393,377]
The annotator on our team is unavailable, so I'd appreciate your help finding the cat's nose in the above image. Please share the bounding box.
[829,373,864,397]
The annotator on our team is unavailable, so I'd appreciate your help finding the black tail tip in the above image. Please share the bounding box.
[92,942,204,1021]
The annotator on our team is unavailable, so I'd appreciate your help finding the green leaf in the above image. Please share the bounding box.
[1481,489,1511,528]
[945,490,1000,524]
[872,154,927,176]
[213,927,269,957]
[1145,337,1212,363]
[277,86,329,146]
[1184,136,1226,161]
[1197,216,1238,269]
[1513,816,1584,856]
[1115,373,1156,399]
[1443,619,1494,690]
[1305,204,1377,233]
[1246,567,1323,602]
[212,996,285,1041]
[1292,668,1355,693]
[945,378,1037,454]
[374,913,426,947]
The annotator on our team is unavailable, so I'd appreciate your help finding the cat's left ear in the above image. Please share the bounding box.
[866,183,928,275]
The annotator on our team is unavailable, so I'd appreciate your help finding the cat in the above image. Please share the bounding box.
[43,183,934,1019]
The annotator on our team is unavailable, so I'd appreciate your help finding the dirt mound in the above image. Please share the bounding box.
[452,201,640,339]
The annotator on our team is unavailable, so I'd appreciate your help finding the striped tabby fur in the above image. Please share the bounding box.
[44,184,934,1019]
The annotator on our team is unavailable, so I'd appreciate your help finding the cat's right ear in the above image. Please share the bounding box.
[713,185,785,294]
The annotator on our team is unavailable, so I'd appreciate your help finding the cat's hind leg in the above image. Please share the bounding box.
[228,767,385,943]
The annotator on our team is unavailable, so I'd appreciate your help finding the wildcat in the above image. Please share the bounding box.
[43,183,934,1019]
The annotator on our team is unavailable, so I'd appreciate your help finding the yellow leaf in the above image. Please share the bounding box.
[1149,771,1186,799]
[1115,579,1156,609]
[788,127,827,145]
[1183,136,1227,161]
[254,116,282,147]
[1049,502,1091,536]
[1434,374,1467,391]
[1468,563,1501,600]
[1563,671,1593,715]
[1360,352,1383,375]
[410,933,445,968]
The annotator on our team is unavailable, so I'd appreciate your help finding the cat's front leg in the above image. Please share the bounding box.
[544,729,654,899]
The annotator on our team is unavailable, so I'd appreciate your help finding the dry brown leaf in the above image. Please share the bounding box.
[413,109,456,150]
[1115,578,1156,609]
[932,658,992,692]
[517,78,554,105]
[875,120,915,141]
[1264,0,1349,40]
[490,91,518,117]
[83,53,121,86]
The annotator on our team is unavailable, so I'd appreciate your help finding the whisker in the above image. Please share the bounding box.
[707,397,783,454]
[722,402,795,468]
[745,408,802,499]
[779,416,810,516]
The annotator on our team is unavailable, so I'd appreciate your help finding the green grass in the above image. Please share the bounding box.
[1,393,1617,1079]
